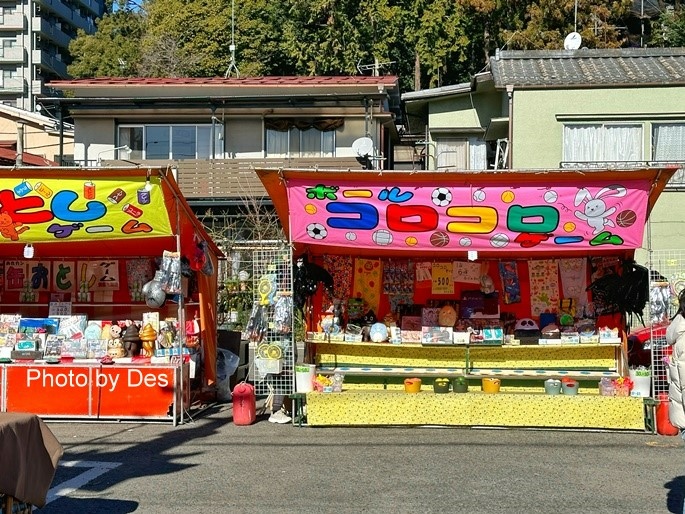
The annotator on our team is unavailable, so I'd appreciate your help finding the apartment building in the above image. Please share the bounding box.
[0,0,105,111]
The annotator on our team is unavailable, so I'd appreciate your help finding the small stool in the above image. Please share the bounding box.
[643,397,658,434]
[289,392,307,427]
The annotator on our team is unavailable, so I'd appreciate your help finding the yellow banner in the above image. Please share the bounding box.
[0,177,172,244]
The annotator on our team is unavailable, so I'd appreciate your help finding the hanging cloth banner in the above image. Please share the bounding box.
[352,258,382,315]
[0,176,172,244]
[286,178,650,252]
[529,259,560,317]
[558,257,588,311]
[498,261,521,304]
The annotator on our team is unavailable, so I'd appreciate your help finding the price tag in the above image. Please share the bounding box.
[432,262,453,295]
[452,261,481,284]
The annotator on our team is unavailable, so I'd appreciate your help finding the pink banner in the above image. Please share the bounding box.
[287,178,650,252]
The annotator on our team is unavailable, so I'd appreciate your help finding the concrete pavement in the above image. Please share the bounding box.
[37,401,685,514]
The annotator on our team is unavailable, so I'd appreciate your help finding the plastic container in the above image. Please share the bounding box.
[295,364,316,393]
[561,379,579,396]
[453,377,468,393]
[656,392,680,436]
[232,382,256,425]
[544,379,562,395]
[433,378,450,394]
[628,369,651,398]
[482,378,501,394]
[404,378,422,393]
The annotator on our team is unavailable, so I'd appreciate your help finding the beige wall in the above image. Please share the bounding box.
[74,119,116,164]
[0,117,73,163]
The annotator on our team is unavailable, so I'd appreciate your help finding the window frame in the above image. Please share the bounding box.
[118,123,222,160]
[562,122,644,165]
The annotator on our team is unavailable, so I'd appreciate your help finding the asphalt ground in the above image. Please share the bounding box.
[36,400,685,514]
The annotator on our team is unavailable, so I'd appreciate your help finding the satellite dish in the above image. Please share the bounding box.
[352,137,374,157]
[564,32,582,50]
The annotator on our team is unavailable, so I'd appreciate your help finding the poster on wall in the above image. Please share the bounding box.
[286,179,650,253]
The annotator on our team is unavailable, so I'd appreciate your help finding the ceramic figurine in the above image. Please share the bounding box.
[107,339,126,359]
[123,323,141,357]
[139,323,157,357]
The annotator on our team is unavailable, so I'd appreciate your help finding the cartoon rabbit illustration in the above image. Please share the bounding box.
[574,184,627,234]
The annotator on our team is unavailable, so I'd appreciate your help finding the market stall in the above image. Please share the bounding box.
[256,166,677,429]
[0,167,221,424]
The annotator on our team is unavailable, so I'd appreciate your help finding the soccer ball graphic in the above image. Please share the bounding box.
[431,187,452,207]
[306,223,328,240]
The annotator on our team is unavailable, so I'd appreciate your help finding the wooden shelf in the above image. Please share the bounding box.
[308,340,620,349]
[317,366,619,381]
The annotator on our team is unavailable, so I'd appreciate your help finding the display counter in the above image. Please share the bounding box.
[1,361,189,424]
[305,390,645,429]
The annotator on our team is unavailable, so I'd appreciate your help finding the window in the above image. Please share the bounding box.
[563,124,643,164]
[265,118,340,158]
[266,127,335,158]
[434,137,487,170]
[652,123,685,161]
[118,124,222,160]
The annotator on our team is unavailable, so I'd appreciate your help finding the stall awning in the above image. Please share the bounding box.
[256,167,678,259]
[0,166,223,385]
[0,167,221,259]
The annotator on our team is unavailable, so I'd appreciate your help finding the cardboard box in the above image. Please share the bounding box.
[560,332,580,344]
[421,326,453,345]
[403,330,422,343]
[11,350,43,360]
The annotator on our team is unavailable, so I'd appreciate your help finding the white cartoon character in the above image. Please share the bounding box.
[573,184,627,234]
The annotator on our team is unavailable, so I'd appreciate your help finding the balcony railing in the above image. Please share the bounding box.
[559,161,685,190]
[94,157,367,202]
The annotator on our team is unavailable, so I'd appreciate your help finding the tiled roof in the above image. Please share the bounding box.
[490,48,685,88]
[49,75,399,88]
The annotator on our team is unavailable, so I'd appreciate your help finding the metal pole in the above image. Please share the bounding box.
[16,123,24,167]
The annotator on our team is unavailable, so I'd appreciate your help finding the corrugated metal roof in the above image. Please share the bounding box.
[490,48,685,88]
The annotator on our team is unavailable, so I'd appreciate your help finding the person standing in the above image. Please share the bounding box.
[666,288,685,440]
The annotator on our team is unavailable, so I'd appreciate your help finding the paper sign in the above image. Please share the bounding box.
[432,262,454,294]
[453,261,481,284]
[416,262,432,282]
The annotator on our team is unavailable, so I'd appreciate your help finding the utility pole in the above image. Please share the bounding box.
[16,122,24,167]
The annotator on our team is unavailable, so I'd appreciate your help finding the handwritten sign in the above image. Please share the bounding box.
[432,262,454,295]
[452,261,481,284]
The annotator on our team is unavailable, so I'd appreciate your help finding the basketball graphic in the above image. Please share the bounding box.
[430,231,450,247]
[372,229,393,246]
[304,203,317,214]
[616,209,637,228]
[563,222,576,232]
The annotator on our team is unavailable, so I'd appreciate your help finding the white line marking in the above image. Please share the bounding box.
[44,460,122,505]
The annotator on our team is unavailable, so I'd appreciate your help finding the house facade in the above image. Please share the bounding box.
[45,76,402,209]
[401,47,685,256]
[0,102,72,164]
